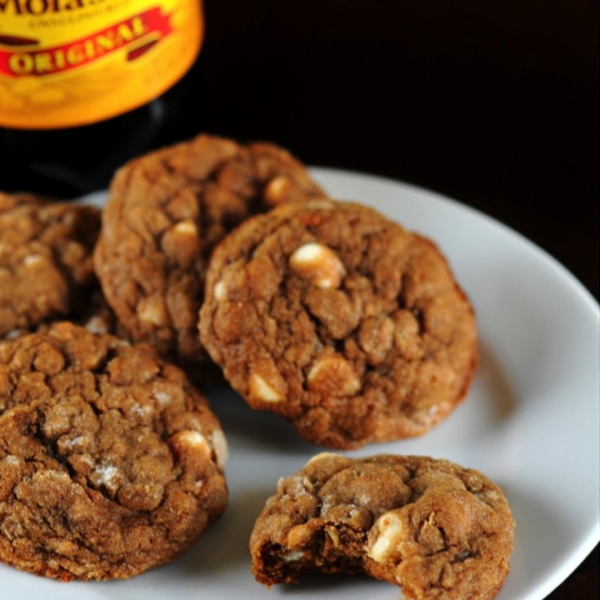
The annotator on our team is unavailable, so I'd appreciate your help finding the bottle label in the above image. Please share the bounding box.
[0,0,203,129]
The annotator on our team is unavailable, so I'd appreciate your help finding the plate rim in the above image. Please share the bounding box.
[309,165,599,315]
[11,165,599,600]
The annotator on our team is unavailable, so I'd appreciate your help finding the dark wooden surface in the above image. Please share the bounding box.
[198,1,599,598]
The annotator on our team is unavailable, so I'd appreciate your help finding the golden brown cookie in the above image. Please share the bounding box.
[93,133,326,372]
[0,192,101,338]
[199,199,478,449]
[250,453,514,600]
[0,322,228,581]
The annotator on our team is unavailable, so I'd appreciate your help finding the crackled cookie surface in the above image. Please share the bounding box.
[93,133,325,367]
[0,192,100,338]
[200,199,478,449]
[250,453,514,600]
[0,322,228,581]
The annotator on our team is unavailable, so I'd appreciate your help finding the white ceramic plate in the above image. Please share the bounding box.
[3,167,599,600]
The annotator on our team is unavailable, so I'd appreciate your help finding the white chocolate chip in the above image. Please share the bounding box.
[84,316,108,334]
[249,372,284,403]
[172,220,197,236]
[367,512,404,562]
[289,243,346,289]
[23,254,43,267]
[137,297,168,326]
[283,550,305,562]
[211,429,229,470]
[172,430,212,457]
[213,279,227,302]
[264,175,294,205]
[307,354,361,396]
[160,220,200,267]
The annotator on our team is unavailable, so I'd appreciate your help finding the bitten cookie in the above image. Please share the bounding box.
[0,322,228,581]
[250,453,514,600]
[0,192,101,338]
[199,199,478,449]
[93,133,325,370]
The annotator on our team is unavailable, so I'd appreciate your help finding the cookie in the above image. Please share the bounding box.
[199,199,478,449]
[0,192,101,338]
[93,133,326,371]
[250,453,514,600]
[0,322,228,581]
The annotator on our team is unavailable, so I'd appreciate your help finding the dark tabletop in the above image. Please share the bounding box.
[193,0,599,304]
[195,1,599,598]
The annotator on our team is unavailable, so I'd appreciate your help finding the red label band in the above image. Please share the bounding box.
[0,7,173,77]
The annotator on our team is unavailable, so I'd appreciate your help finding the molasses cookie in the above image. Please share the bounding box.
[250,453,514,600]
[0,192,100,338]
[199,199,478,449]
[93,133,325,371]
[0,322,228,581]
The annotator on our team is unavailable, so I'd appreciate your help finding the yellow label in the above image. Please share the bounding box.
[0,0,203,128]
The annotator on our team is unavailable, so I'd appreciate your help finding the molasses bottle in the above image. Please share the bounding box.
[0,0,205,198]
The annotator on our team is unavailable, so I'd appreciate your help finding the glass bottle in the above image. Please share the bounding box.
[0,0,205,198]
